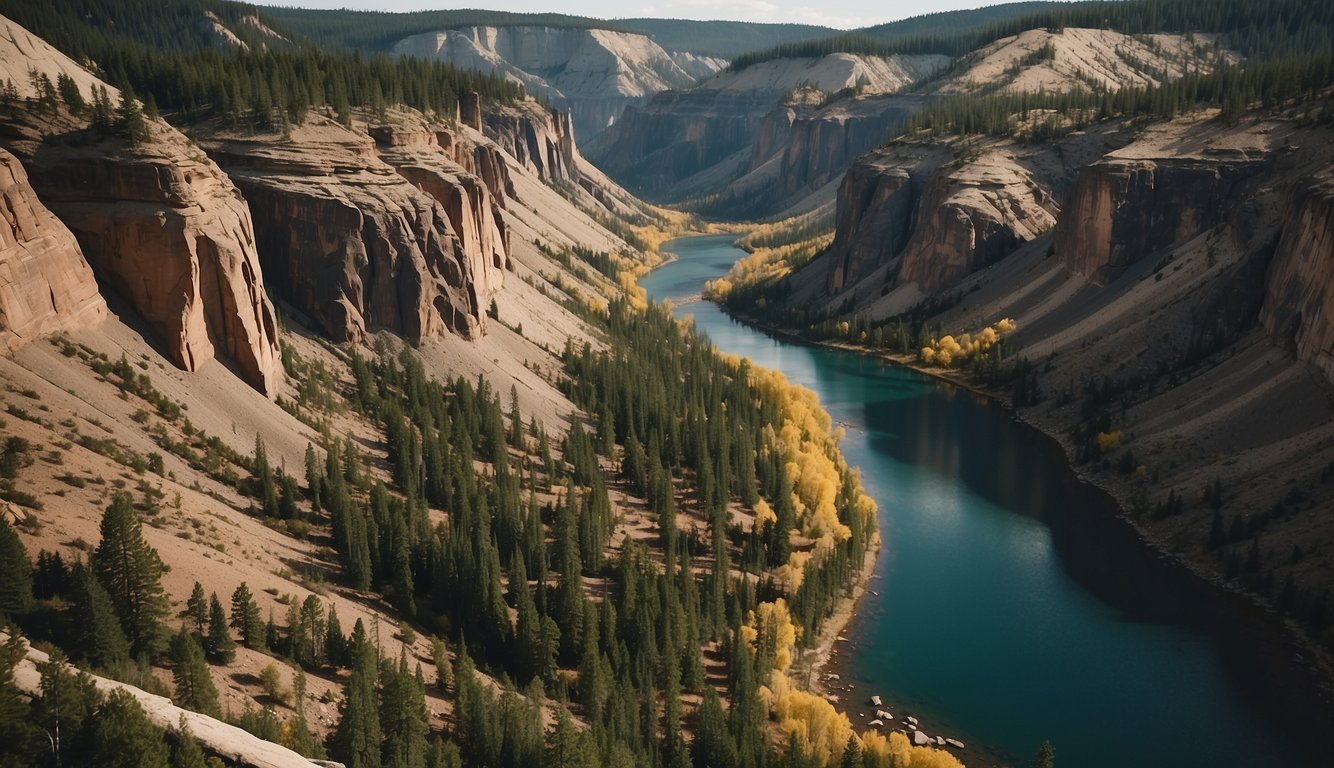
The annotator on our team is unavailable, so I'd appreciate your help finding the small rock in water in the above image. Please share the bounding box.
[870,695,883,707]
[869,719,884,727]
[912,731,931,746]
[935,736,946,746]
[945,739,966,750]
[876,709,893,720]
[906,716,918,726]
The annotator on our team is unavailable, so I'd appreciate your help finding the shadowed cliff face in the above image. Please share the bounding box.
[1056,156,1268,285]
[204,117,507,346]
[1262,173,1334,382]
[17,128,281,395]
[0,147,106,352]
[483,101,580,187]
[586,54,943,212]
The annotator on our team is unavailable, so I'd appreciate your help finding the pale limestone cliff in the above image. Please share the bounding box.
[391,26,724,139]
[0,147,105,352]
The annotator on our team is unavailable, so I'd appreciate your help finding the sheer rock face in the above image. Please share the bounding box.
[369,122,512,309]
[205,119,502,345]
[482,101,578,186]
[0,147,106,352]
[1056,156,1267,285]
[21,130,280,395]
[391,26,725,140]
[1262,174,1334,382]
[824,147,1057,296]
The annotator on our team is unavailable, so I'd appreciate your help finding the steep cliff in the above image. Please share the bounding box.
[1262,172,1334,382]
[391,26,724,140]
[204,117,503,346]
[0,14,280,394]
[25,134,282,394]
[482,100,579,186]
[0,147,105,352]
[587,53,945,208]
[1056,153,1267,284]
[711,92,927,217]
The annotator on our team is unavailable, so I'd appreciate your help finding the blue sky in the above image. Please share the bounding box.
[272,0,996,31]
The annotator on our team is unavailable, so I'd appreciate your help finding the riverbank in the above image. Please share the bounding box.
[718,304,1334,750]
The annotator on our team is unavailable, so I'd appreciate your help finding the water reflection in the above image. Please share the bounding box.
[643,236,1329,768]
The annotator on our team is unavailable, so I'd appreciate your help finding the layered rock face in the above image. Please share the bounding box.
[588,53,943,209]
[391,26,724,140]
[821,145,1056,295]
[205,118,505,346]
[897,154,1057,294]
[1056,156,1266,284]
[22,131,281,394]
[0,147,105,352]
[715,93,926,217]
[481,100,579,187]
[1262,173,1334,382]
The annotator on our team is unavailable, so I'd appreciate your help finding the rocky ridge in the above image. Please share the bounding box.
[391,25,725,140]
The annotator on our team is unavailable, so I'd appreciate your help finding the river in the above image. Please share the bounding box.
[642,234,1323,768]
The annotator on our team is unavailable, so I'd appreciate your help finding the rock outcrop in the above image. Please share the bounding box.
[482,101,579,186]
[897,153,1057,294]
[19,130,281,395]
[1262,173,1334,382]
[391,26,724,141]
[1057,155,1267,284]
[0,13,279,394]
[204,117,504,346]
[0,147,105,352]
[822,146,1057,296]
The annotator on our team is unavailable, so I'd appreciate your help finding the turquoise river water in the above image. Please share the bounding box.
[641,235,1327,768]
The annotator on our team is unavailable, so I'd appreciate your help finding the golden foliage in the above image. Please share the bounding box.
[917,318,1017,368]
[775,690,856,767]
[862,731,965,768]
[1096,430,1123,455]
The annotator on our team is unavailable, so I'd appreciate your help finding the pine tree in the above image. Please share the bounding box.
[305,443,323,512]
[170,629,220,717]
[0,516,33,619]
[231,582,264,649]
[115,88,150,147]
[186,581,208,635]
[205,593,236,663]
[380,652,429,768]
[693,688,737,768]
[289,666,322,758]
[326,605,350,668]
[169,716,209,768]
[93,689,170,768]
[93,492,169,658]
[0,633,42,765]
[330,619,381,768]
[70,562,131,667]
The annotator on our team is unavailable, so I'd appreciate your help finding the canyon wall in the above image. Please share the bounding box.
[0,147,106,352]
[1261,173,1334,382]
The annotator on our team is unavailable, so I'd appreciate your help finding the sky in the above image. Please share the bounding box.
[268,0,999,31]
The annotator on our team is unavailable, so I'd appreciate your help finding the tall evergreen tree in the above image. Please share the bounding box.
[205,593,236,663]
[185,581,208,635]
[231,582,264,649]
[169,629,220,717]
[69,562,130,667]
[330,619,382,768]
[0,516,33,619]
[93,689,170,768]
[93,493,169,658]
